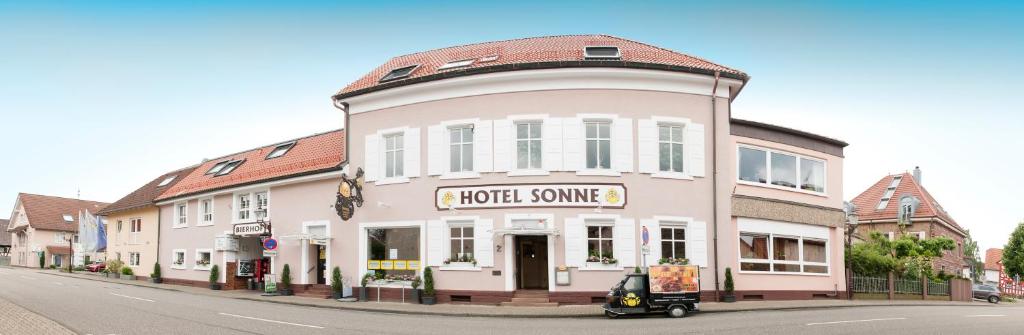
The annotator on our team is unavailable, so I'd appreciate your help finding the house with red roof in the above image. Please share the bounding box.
[984,248,1003,284]
[5,193,108,268]
[850,167,968,275]
[154,129,345,295]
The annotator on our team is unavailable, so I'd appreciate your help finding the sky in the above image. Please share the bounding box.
[1,1,1021,252]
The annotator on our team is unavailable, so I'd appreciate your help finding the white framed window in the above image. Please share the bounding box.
[384,133,405,178]
[737,144,827,194]
[53,232,65,243]
[199,198,214,226]
[237,194,251,221]
[585,220,615,262]
[234,190,268,223]
[173,202,188,228]
[658,124,684,173]
[128,252,141,267]
[738,232,829,275]
[194,249,212,270]
[448,223,475,263]
[660,225,686,260]
[585,121,612,170]
[449,126,474,173]
[129,218,141,244]
[516,122,542,170]
[171,249,186,269]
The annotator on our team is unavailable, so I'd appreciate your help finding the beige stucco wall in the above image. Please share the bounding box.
[104,207,161,276]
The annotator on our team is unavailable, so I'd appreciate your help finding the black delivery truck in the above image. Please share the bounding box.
[603,265,700,318]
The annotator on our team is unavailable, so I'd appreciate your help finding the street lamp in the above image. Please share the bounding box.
[844,202,859,300]
[255,208,271,239]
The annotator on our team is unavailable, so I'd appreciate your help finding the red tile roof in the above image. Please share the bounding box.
[851,172,965,235]
[97,165,200,215]
[985,248,1003,271]
[335,35,747,99]
[7,193,108,233]
[157,129,345,201]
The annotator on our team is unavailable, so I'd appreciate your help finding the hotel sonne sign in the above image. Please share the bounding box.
[435,183,626,210]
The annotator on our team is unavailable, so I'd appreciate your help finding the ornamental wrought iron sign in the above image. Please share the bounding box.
[435,183,626,210]
[335,167,365,221]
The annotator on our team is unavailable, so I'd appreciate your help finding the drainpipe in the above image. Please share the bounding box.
[710,71,722,302]
[331,99,351,167]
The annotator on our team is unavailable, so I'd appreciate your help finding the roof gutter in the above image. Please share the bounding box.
[710,71,722,302]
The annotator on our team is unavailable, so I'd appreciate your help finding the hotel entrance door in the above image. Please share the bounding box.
[515,235,548,290]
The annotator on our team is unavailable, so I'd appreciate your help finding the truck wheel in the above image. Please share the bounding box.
[604,310,619,318]
[667,306,687,318]
[988,296,999,304]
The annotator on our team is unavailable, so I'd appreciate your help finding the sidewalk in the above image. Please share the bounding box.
[36,269,1006,318]
[0,295,76,334]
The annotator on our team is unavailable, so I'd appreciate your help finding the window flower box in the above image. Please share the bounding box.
[658,258,689,266]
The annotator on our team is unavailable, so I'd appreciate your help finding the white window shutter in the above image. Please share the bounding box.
[613,118,634,173]
[492,119,512,172]
[426,220,444,266]
[427,125,444,176]
[562,117,583,171]
[637,119,658,174]
[404,127,421,178]
[686,221,708,267]
[563,218,584,267]
[473,120,493,173]
[542,118,563,171]
[641,219,661,267]
[686,123,706,177]
[364,134,380,182]
[614,218,636,267]
[473,219,494,267]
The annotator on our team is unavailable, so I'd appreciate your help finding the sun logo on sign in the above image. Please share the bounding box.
[605,188,620,205]
[442,191,455,208]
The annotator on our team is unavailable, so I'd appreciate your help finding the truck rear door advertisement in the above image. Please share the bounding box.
[649,265,699,293]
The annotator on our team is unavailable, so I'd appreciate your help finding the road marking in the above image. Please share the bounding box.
[109,293,155,302]
[966,314,1005,317]
[53,282,63,286]
[806,318,906,326]
[218,312,325,329]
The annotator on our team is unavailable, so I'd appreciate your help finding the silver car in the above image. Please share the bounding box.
[973,284,1001,304]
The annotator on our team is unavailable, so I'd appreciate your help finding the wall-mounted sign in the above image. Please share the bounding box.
[215,235,239,251]
[262,238,278,251]
[436,183,626,210]
[233,223,268,236]
[336,168,365,221]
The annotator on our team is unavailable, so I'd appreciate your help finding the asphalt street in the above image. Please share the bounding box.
[0,266,1021,335]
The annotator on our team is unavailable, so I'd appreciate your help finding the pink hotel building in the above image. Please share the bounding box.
[155,35,849,303]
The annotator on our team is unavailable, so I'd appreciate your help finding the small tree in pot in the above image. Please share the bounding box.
[121,266,134,280]
[722,267,736,302]
[279,264,293,296]
[150,262,162,284]
[330,267,344,299]
[410,276,422,304]
[360,273,372,302]
[209,264,221,290]
[421,267,436,305]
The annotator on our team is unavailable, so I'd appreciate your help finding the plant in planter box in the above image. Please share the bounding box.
[121,266,134,280]
[209,264,221,290]
[330,267,344,299]
[723,267,736,302]
[279,264,293,296]
[359,273,373,302]
[150,263,162,284]
[107,259,124,277]
[410,276,422,304]
[658,258,689,266]
[421,267,436,305]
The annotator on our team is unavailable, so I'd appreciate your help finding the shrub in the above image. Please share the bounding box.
[48,264,56,269]
[411,276,422,290]
[423,267,435,297]
[331,267,343,293]
[634,266,642,274]
[724,267,735,293]
[39,254,45,269]
[107,259,124,275]
[74,265,86,271]
[121,267,133,275]
[361,273,373,287]
[209,264,219,284]
[281,264,292,289]
[151,262,161,279]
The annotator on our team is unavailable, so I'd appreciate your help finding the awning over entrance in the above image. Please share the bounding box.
[46,246,71,254]
[278,234,332,245]
[492,228,560,237]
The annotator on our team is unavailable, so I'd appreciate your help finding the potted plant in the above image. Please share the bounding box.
[150,262,162,284]
[360,273,372,302]
[421,267,436,305]
[723,267,736,302]
[411,276,422,304]
[107,259,124,279]
[279,264,293,296]
[634,266,642,274]
[120,266,134,280]
[209,264,221,290]
[330,267,344,299]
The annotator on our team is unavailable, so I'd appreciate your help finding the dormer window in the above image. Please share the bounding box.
[438,59,475,70]
[214,159,245,176]
[379,64,419,82]
[157,176,176,187]
[266,141,296,159]
[584,46,621,59]
[62,214,73,222]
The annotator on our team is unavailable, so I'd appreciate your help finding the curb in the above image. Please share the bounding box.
[36,270,1002,319]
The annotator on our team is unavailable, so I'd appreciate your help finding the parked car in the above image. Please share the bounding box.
[973,284,1001,303]
[86,262,106,272]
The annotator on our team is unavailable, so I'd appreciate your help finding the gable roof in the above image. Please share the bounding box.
[7,193,108,232]
[851,172,965,235]
[335,34,747,100]
[0,219,9,245]
[985,248,1003,271]
[156,129,345,201]
[97,165,200,216]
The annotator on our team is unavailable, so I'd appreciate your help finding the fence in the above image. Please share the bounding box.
[852,275,888,293]
[928,281,950,296]
[894,277,922,294]
[850,273,969,301]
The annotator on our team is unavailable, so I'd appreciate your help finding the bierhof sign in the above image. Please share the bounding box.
[233,223,268,236]
[436,183,626,210]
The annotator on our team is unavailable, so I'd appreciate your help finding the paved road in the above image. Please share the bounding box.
[1,267,1021,335]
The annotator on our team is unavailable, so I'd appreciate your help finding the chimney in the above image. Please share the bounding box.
[913,166,922,184]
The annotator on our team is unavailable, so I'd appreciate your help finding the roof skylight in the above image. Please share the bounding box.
[438,59,475,70]
[214,159,245,176]
[478,55,499,63]
[157,176,177,187]
[877,175,904,210]
[206,161,230,175]
[62,214,74,222]
[266,141,296,160]
[379,64,420,82]
[584,46,621,59]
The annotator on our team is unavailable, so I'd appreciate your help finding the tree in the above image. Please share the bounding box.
[849,231,956,280]
[963,230,984,282]
[1003,222,1024,279]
